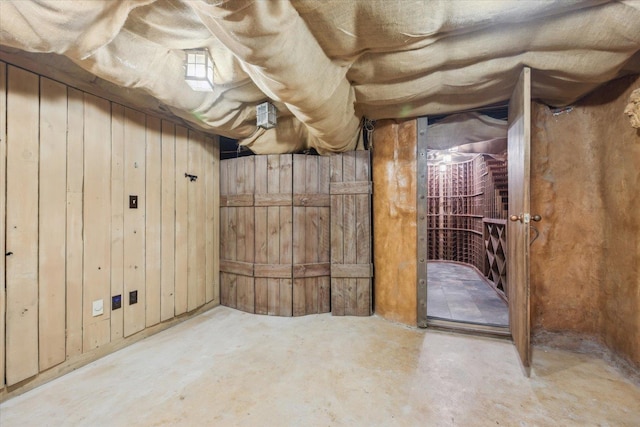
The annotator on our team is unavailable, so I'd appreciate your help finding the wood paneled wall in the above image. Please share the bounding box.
[0,62,220,390]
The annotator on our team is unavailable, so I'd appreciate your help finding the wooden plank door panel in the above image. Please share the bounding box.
[292,155,307,316]
[354,152,372,316]
[317,156,332,313]
[507,67,532,373]
[293,155,331,315]
[226,156,239,308]
[220,159,231,307]
[221,154,298,316]
[253,155,269,314]
[277,155,293,316]
[220,152,370,317]
[330,151,373,316]
[236,156,256,313]
[330,154,345,315]
[220,155,257,312]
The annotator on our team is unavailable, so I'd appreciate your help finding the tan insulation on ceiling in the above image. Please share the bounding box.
[1,0,639,154]
[426,112,507,152]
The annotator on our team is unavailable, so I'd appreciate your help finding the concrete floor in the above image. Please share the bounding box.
[427,261,509,326]
[1,306,639,427]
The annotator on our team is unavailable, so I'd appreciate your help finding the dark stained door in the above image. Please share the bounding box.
[507,67,532,374]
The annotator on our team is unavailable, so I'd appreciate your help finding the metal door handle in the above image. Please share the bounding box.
[510,214,542,223]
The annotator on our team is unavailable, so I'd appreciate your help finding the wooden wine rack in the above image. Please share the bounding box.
[427,154,508,295]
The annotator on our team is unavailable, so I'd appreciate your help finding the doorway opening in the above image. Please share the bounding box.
[423,108,510,331]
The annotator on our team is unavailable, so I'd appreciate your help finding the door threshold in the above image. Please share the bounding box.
[426,318,512,339]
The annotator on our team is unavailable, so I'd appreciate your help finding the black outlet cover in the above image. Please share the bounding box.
[112,295,122,310]
[129,195,138,209]
[129,290,138,305]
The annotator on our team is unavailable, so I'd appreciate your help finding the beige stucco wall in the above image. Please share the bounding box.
[372,120,417,326]
[373,75,640,368]
[531,75,640,367]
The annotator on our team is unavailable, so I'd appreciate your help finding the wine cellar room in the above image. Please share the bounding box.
[424,109,511,331]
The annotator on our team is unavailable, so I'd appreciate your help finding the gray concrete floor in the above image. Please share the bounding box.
[427,261,509,326]
[1,306,639,426]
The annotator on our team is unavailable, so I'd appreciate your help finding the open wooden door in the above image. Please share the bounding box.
[507,67,532,374]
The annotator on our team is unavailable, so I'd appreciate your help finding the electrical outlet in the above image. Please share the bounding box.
[112,295,122,310]
[92,299,104,317]
[129,290,138,305]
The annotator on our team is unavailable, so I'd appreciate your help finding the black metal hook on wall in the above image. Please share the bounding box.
[185,173,198,182]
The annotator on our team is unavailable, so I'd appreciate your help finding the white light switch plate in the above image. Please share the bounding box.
[92,299,104,317]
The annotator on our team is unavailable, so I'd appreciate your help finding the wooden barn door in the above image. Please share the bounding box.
[292,155,331,315]
[507,67,532,374]
[220,156,257,313]
[330,151,373,316]
[220,152,372,316]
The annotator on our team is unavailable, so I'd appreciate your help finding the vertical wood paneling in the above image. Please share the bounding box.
[234,157,247,311]
[110,103,125,341]
[174,125,189,315]
[318,156,331,313]
[330,154,345,316]
[292,155,331,316]
[123,108,146,337]
[343,152,358,313]
[330,151,372,316]
[160,121,176,321]
[194,133,207,309]
[245,156,255,311]
[82,93,111,351]
[1,65,222,390]
[219,160,229,306]
[145,117,162,325]
[6,66,40,385]
[254,156,269,314]
[355,151,372,316]
[292,155,306,316]
[38,77,67,371]
[305,156,319,314]
[187,132,198,311]
[66,88,84,358]
[278,155,293,316]
[236,156,255,313]
[187,131,205,311]
[204,136,219,304]
[226,158,238,309]
[267,155,280,315]
[221,153,374,318]
[0,62,6,386]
